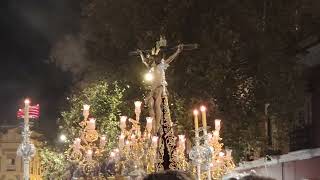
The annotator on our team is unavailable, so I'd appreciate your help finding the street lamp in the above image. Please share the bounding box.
[16,98,40,180]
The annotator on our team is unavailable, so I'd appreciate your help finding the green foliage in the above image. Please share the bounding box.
[39,147,67,179]
[59,80,126,151]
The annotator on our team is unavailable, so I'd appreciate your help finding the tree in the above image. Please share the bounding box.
[39,146,68,179]
[58,80,127,152]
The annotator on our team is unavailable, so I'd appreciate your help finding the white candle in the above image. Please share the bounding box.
[146,117,153,133]
[134,101,142,120]
[83,104,90,120]
[193,110,199,137]
[152,136,158,147]
[87,149,93,160]
[120,116,127,130]
[134,101,142,110]
[88,118,96,130]
[200,106,207,134]
[215,119,221,131]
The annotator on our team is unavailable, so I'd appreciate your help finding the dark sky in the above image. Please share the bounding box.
[0,0,79,138]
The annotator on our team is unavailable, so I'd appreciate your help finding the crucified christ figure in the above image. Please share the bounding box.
[138,37,183,134]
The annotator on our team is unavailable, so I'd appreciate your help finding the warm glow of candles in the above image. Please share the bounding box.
[200,105,207,133]
[215,119,221,131]
[193,110,199,137]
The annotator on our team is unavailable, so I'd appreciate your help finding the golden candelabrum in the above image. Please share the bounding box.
[190,106,235,180]
[113,101,159,177]
[65,104,108,178]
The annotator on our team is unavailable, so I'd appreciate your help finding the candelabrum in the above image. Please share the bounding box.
[65,104,108,178]
[189,106,235,180]
[114,101,158,178]
[17,99,39,180]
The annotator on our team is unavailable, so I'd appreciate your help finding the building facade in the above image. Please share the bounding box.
[0,126,42,180]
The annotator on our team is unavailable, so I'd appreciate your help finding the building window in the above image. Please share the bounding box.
[7,157,16,171]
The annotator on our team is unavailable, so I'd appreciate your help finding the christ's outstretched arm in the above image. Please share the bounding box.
[165,44,183,64]
[138,50,150,68]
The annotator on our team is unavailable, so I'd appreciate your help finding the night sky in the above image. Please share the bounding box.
[0,0,79,138]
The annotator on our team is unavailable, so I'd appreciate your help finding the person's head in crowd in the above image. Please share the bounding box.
[238,175,275,180]
[143,170,194,180]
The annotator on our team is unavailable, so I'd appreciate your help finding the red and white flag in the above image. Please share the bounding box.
[17,104,40,119]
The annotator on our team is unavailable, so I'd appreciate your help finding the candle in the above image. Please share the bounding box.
[83,104,90,120]
[152,136,158,147]
[134,101,142,121]
[87,149,93,160]
[134,101,142,110]
[120,116,127,130]
[215,119,221,131]
[88,118,96,130]
[146,117,153,133]
[193,110,199,137]
[200,106,207,134]
[100,135,106,148]
[119,134,125,148]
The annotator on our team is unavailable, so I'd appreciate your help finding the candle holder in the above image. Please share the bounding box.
[65,104,109,179]
[113,101,158,178]
[190,106,235,180]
